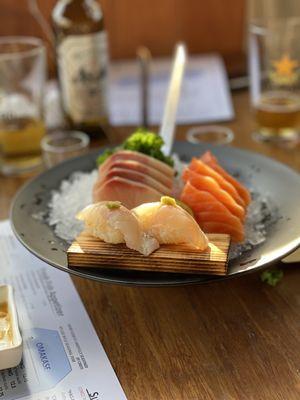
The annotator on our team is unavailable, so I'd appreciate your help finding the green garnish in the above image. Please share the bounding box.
[96,129,174,167]
[123,129,174,167]
[96,148,116,166]
[106,201,121,210]
[161,196,177,206]
[160,197,194,215]
[261,268,283,287]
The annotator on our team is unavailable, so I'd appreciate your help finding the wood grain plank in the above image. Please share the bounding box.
[67,232,230,275]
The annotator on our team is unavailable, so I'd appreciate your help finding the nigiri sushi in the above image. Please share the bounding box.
[76,201,159,256]
[132,196,209,250]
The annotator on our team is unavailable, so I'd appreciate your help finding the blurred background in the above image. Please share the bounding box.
[0,0,246,77]
[1,0,299,176]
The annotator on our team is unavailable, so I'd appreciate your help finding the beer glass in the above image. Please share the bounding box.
[0,37,46,175]
[248,0,300,143]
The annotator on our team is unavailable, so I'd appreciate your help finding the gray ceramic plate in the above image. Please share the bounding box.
[10,142,300,286]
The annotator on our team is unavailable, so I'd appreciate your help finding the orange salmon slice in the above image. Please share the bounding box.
[201,151,251,206]
[182,168,245,221]
[199,221,244,242]
[181,181,233,214]
[195,212,244,235]
[189,158,245,207]
[181,182,244,242]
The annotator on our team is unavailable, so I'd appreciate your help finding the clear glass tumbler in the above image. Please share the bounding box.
[41,131,90,168]
[0,37,46,175]
[248,1,300,143]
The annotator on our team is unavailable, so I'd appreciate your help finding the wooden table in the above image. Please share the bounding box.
[1,91,299,400]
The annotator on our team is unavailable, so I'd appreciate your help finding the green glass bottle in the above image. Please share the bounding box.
[52,0,109,137]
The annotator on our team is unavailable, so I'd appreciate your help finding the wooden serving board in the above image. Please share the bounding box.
[67,232,231,276]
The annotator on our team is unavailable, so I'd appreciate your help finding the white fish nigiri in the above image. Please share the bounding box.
[76,201,159,256]
[132,196,209,250]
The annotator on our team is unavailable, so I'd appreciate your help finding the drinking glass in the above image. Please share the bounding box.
[41,131,90,168]
[248,0,300,143]
[186,125,234,145]
[0,37,46,175]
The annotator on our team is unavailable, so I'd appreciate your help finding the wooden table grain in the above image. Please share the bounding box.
[1,91,300,400]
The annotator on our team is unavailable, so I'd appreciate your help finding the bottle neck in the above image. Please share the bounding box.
[53,0,102,30]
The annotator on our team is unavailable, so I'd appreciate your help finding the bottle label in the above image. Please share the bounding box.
[58,31,108,124]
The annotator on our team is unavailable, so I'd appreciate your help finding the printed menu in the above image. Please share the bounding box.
[0,220,127,400]
[109,54,234,125]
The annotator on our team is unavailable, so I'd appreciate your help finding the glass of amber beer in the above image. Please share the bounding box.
[248,1,300,143]
[0,37,46,175]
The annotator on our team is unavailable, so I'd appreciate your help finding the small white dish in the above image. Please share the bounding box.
[0,285,23,370]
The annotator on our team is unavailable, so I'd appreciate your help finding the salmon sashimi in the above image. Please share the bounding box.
[182,168,245,221]
[93,176,163,209]
[198,221,244,242]
[180,182,244,242]
[181,182,231,213]
[189,158,245,207]
[195,212,244,235]
[201,151,251,205]
[99,167,172,195]
[99,159,173,189]
[100,150,175,178]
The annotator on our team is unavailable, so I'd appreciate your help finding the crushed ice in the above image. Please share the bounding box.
[229,192,276,259]
[47,170,98,242]
[45,165,276,260]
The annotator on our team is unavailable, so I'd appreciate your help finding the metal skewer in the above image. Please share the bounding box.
[137,47,151,129]
[160,43,187,155]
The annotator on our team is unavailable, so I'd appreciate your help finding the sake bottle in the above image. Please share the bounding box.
[52,0,109,137]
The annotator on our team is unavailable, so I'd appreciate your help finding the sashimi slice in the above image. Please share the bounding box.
[100,150,174,178]
[181,182,244,231]
[201,151,251,205]
[99,167,172,195]
[182,168,245,220]
[189,158,245,207]
[195,212,244,235]
[93,176,163,209]
[198,221,244,242]
[181,181,236,214]
[100,159,173,189]
[180,182,245,242]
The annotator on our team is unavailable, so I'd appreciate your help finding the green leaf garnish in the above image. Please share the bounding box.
[261,268,283,287]
[96,128,174,167]
[96,148,115,166]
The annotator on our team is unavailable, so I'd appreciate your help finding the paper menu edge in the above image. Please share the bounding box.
[0,219,127,400]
